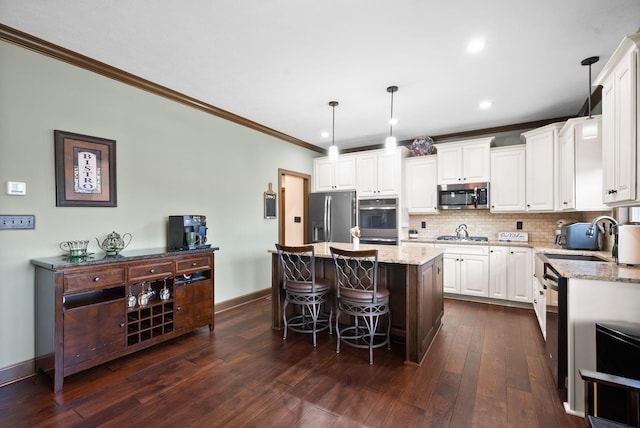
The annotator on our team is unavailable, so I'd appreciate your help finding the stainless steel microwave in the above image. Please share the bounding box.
[437,182,490,210]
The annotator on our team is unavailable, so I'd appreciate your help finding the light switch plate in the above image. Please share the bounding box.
[6,181,26,195]
[0,215,35,230]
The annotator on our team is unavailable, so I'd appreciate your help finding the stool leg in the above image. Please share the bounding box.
[282,298,289,340]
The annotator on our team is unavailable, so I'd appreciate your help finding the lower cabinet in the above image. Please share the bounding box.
[532,276,546,338]
[439,244,489,297]
[489,246,533,303]
[33,248,216,392]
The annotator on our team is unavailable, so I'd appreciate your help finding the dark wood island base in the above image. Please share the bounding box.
[271,242,444,365]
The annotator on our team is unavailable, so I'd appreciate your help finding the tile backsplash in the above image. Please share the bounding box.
[408,210,614,249]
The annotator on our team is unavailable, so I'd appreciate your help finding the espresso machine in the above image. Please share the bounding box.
[168,215,210,250]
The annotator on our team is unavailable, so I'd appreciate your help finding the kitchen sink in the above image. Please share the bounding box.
[437,235,488,242]
[542,253,607,262]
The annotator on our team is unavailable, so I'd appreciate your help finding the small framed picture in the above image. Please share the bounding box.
[264,183,276,219]
[54,130,117,207]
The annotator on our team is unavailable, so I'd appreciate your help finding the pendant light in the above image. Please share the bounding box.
[581,56,599,139]
[385,85,398,153]
[328,101,339,161]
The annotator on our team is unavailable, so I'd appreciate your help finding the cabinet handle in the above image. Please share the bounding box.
[149,268,156,273]
[510,251,514,254]
[539,290,544,295]
[533,299,537,304]
[93,277,100,282]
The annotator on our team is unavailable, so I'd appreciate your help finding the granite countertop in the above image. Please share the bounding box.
[402,238,640,283]
[271,242,443,266]
[31,247,219,270]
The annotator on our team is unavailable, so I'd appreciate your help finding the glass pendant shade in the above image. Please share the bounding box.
[328,144,338,160]
[385,136,397,153]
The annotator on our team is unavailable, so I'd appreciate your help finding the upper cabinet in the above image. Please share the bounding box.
[434,137,492,184]
[490,145,526,212]
[405,156,438,214]
[356,147,408,198]
[593,33,640,206]
[313,154,356,192]
[558,116,607,211]
[522,123,563,212]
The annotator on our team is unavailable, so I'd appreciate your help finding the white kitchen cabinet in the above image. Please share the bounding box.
[404,156,438,214]
[489,245,533,303]
[532,276,546,339]
[508,247,532,303]
[356,147,408,197]
[434,137,493,185]
[593,34,640,206]
[522,123,563,212]
[558,116,607,211]
[437,244,489,297]
[313,155,356,192]
[490,146,526,212]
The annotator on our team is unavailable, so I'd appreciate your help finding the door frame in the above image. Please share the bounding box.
[277,168,311,245]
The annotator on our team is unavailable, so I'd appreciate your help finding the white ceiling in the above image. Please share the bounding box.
[1,1,639,152]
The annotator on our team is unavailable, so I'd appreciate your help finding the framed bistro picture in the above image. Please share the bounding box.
[54,130,117,207]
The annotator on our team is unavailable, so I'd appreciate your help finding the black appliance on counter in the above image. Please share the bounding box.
[168,215,210,250]
[595,321,640,424]
[437,182,489,210]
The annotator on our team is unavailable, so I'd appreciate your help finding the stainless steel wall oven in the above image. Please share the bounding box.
[358,198,398,245]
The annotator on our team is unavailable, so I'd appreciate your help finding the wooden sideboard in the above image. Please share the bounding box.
[32,247,217,392]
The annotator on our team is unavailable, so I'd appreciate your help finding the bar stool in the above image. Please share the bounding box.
[330,247,391,364]
[275,244,332,347]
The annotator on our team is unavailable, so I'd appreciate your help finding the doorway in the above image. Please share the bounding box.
[278,169,311,246]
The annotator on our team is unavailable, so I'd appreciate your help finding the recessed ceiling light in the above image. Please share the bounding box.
[321,131,329,138]
[479,100,492,109]
[467,38,485,53]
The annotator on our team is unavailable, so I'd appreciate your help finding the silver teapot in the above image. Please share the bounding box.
[455,224,469,239]
[96,231,132,255]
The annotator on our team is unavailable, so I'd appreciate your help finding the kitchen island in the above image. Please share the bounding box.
[271,242,444,365]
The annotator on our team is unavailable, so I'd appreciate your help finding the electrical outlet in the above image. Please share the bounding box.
[516,221,523,230]
[0,215,35,230]
[421,221,426,229]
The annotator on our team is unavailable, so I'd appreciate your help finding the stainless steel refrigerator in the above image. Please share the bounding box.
[308,191,356,243]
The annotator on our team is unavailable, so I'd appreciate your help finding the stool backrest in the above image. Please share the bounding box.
[330,247,379,302]
[275,244,317,292]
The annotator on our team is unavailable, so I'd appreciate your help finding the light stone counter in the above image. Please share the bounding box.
[402,238,639,283]
[309,242,443,265]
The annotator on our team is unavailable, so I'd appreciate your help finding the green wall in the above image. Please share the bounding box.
[0,40,316,370]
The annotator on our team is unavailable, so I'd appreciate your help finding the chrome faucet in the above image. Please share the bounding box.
[587,215,618,263]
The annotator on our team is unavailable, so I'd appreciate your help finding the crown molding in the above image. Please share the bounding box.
[0,23,324,154]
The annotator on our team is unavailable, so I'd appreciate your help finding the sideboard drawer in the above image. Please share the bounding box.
[64,267,126,293]
[128,261,173,282]
[176,256,211,274]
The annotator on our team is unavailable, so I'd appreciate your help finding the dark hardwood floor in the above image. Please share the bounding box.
[0,298,583,427]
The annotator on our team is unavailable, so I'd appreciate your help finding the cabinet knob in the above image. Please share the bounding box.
[177,306,181,311]
[149,268,155,273]
[120,323,125,328]
[533,299,537,304]
[93,277,100,282]
[192,262,197,266]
